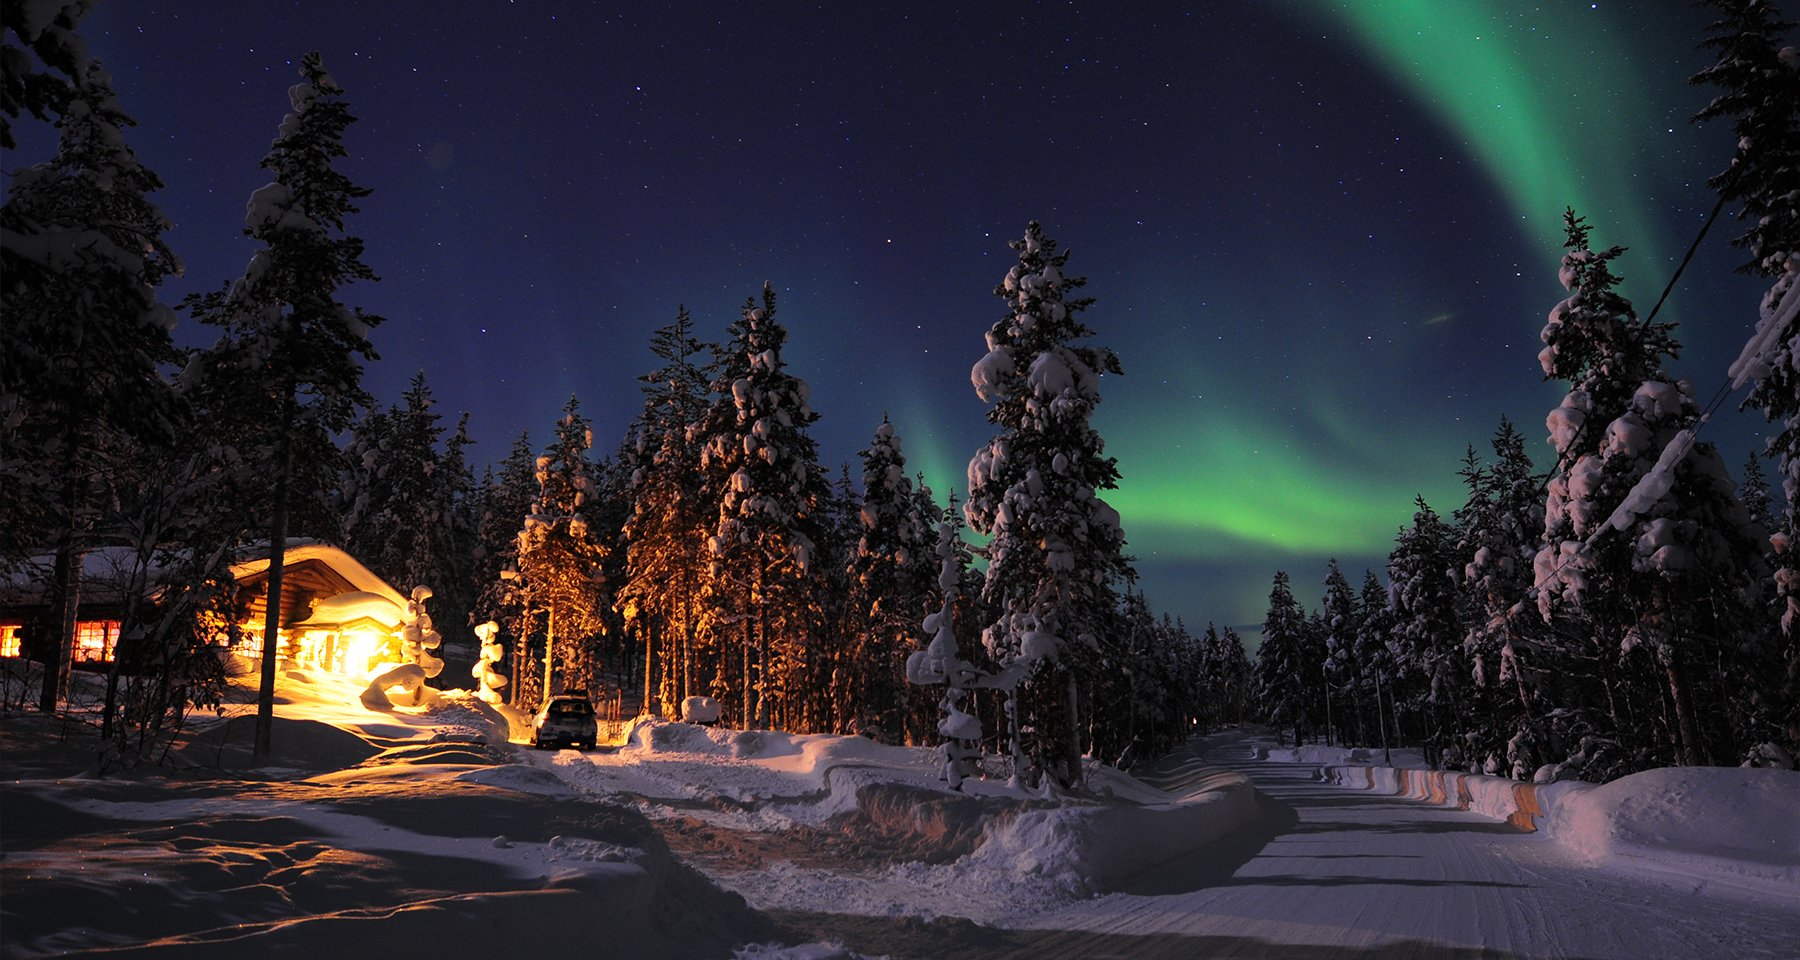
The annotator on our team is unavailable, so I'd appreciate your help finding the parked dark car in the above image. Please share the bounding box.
[532,695,596,750]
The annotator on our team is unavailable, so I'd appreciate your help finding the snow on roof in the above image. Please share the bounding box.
[228,540,408,609]
[292,590,406,629]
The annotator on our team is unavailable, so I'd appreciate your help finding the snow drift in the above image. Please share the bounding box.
[1312,755,1800,901]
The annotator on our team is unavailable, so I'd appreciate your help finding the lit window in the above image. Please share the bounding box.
[72,620,120,663]
[0,625,20,658]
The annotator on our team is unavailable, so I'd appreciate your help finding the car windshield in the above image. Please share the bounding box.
[551,700,592,716]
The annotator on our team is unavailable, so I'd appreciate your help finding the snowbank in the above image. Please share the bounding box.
[537,719,1264,904]
[1541,765,1800,900]
[1317,763,1549,832]
[1310,757,1800,901]
[964,766,1257,894]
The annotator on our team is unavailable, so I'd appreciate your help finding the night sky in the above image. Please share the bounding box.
[6,1,1779,635]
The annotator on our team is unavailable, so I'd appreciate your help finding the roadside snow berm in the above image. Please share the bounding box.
[1314,756,1800,902]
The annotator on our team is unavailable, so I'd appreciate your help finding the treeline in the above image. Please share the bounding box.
[0,17,1241,785]
[340,231,1257,784]
[1250,1,1800,780]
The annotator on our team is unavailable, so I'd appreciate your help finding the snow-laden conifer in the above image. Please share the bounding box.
[692,284,828,729]
[620,308,715,719]
[1252,571,1312,747]
[965,221,1131,788]
[339,372,475,648]
[1453,419,1549,778]
[1691,1,1800,650]
[184,53,380,756]
[845,417,936,741]
[1387,498,1467,768]
[1536,210,1765,770]
[0,0,91,150]
[471,432,537,705]
[1320,560,1365,745]
[906,503,1016,789]
[514,397,607,707]
[2,57,180,711]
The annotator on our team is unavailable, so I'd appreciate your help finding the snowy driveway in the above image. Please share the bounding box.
[771,733,1798,959]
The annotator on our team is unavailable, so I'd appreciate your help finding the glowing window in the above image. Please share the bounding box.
[72,620,120,663]
[0,625,20,658]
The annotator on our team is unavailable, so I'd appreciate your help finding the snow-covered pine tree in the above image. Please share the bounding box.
[965,221,1131,788]
[1742,450,1775,533]
[1536,209,1764,771]
[1355,569,1398,755]
[343,373,441,597]
[472,432,537,706]
[1196,623,1229,731]
[1453,419,1549,778]
[1387,497,1466,768]
[620,308,715,719]
[1690,4,1800,738]
[905,498,1013,789]
[340,373,478,672]
[1320,560,1365,745]
[515,397,608,707]
[901,474,949,741]
[0,0,90,150]
[1252,571,1312,747]
[845,418,936,742]
[185,53,381,757]
[432,412,480,656]
[1692,0,1800,280]
[693,283,829,729]
[806,462,861,733]
[1,59,180,712]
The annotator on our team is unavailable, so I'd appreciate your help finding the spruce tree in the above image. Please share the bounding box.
[1691,1,1800,651]
[1,59,180,712]
[1252,571,1311,747]
[1320,560,1365,745]
[692,283,828,728]
[620,308,715,718]
[1454,419,1549,777]
[515,397,607,705]
[1536,209,1764,770]
[846,418,936,741]
[472,432,537,704]
[965,221,1132,788]
[1388,498,1465,767]
[0,0,89,150]
[1355,570,1397,756]
[185,53,380,756]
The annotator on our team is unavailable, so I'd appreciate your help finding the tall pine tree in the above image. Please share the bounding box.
[692,284,828,728]
[965,222,1132,788]
[186,53,380,756]
[1,59,180,711]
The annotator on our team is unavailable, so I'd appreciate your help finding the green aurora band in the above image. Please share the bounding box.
[1094,1,1682,566]
[1306,0,1671,264]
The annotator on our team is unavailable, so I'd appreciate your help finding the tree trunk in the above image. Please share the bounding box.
[40,541,82,714]
[1664,649,1708,767]
[1065,673,1082,786]
[253,395,296,760]
[642,617,656,719]
[541,605,557,708]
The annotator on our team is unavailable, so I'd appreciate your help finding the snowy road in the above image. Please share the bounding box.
[775,733,1798,959]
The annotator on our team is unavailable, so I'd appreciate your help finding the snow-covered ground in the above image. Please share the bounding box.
[4,667,1796,959]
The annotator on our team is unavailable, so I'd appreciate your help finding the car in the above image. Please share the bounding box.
[532,695,597,750]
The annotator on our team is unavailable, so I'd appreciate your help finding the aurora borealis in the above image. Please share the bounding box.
[9,1,1776,634]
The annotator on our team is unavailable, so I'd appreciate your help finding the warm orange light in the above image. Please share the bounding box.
[72,621,120,663]
[0,625,20,658]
